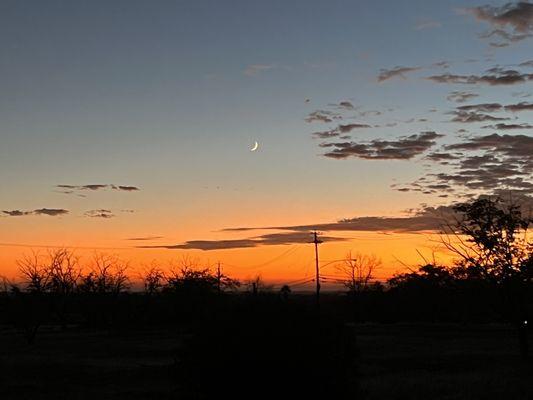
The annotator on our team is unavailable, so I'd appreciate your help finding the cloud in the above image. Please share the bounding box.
[456,102,503,112]
[305,110,340,123]
[482,122,533,129]
[137,231,345,250]
[223,206,459,235]
[84,209,114,218]
[405,133,533,196]
[114,185,140,191]
[3,208,69,217]
[469,2,533,33]
[2,210,32,217]
[244,64,275,76]
[480,28,532,46]
[427,69,533,85]
[56,184,140,192]
[127,236,164,241]
[520,60,533,67]
[504,101,533,111]
[312,130,341,139]
[450,110,509,122]
[377,66,421,82]
[329,101,356,110]
[465,2,533,46]
[445,133,533,156]
[339,123,372,132]
[311,123,372,139]
[425,152,461,162]
[321,131,443,160]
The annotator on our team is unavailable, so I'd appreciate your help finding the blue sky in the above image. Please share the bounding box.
[0,1,532,273]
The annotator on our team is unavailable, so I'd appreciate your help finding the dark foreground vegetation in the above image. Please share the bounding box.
[1,196,533,399]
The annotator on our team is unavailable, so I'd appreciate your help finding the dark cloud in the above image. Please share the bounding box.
[304,110,340,123]
[338,123,372,132]
[115,185,140,192]
[57,184,140,192]
[312,130,340,139]
[85,209,114,218]
[34,208,69,216]
[2,210,32,217]
[456,102,503,112]
[223,206,459,235]
[137,231,345,250]
[426,152,461,162]
[479,28,532,46]
[450,110,509,123]
[482,122,533,129]
[321,131,443,160]
[427,69,533,85]
[127,236,164,241]
[377,66,421,82]
[446,133,533,157]
[469,2,533,33]
[312,123,371,139]
[403,133,533,196]
[519,60,533,67]
[504,101,533,111]
[447,91,480,103]
[3,208,69,217]
[330,101,356,110]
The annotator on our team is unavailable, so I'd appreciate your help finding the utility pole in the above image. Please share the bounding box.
[312,231,322,308]
[216,262,222,294]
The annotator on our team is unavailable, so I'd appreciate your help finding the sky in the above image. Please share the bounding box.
[1,0,532,286]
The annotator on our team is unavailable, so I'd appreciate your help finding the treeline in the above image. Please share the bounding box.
[0,197,532,358]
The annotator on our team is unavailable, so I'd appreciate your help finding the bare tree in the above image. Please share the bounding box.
[17,251,49,293]
[141,264,166,295]
[335,251,381,322]
[79,253,130,294]
[46,248,81,295]
[14,251,50,343]
[245,275,272,295]
[336,251,381,292]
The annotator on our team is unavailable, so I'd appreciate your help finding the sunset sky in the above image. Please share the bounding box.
[1,1,532,285]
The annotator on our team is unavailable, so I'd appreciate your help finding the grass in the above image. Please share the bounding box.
[0,323,532,399]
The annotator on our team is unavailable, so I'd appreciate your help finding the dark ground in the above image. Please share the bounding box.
[1,323,532,399]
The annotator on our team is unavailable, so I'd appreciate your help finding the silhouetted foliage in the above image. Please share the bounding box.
[443,197,533,358]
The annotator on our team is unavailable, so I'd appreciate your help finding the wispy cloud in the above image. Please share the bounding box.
[2,208,69,217]
[378,66,421,82]
[244,64,276,76]
[137,231,345,250]
[466,2,533,46]
[427,69,533,85]
[84,209,114,218]
[320,131,443,160]
[56,184,140,193]
[127,236,164,241]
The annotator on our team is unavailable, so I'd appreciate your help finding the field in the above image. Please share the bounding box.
[1,323,532,399]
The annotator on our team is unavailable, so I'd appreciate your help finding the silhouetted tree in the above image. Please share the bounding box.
[336,251,381,321]
[77,253,130,327]
[18,251,50,293]
[13,252,51,343]
[141,264,166,296]
[78,253,130,295]
[444,196,533,358]
[279,284,291,301]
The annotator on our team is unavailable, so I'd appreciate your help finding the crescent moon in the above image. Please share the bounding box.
[250,141,259,152]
